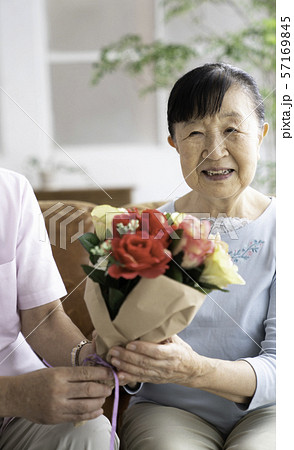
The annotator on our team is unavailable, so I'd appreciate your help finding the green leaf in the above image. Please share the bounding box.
[165,260,183,283]
[99,275,141,320]
[91,33,197,95]
[81,265,107,285]
[89,253,99,266]
[79,233,100,253]
[107,287,126,320]
[193,282,229,294]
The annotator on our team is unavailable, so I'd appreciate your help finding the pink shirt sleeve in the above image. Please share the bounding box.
[15,176,67,309]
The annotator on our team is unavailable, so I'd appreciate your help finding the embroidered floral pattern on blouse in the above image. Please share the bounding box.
[229,240,265,263]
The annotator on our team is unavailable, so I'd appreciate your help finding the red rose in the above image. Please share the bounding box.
[108,231,171,279]
[111,209,175,246]
[141,209,175,245]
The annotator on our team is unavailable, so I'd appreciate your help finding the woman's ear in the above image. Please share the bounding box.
[263,122,269,138]
[259,122,269,145]
[257,122,269,160]
[168,135,177,149]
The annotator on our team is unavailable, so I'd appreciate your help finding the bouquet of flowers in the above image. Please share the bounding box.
[79,205,245,359]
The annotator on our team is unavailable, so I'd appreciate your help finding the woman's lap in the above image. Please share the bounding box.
[120,403,275,450]
[120,403,224,450]
[224,405,276,450]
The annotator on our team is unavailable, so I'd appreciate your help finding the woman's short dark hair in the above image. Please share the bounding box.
[167,63,265,138]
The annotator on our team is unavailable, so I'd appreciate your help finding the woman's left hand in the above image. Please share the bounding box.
[108,335,204,386]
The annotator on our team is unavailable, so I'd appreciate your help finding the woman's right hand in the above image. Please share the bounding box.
[6,366,114,424]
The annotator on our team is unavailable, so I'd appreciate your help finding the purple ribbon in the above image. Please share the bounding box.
[82,354,119,450]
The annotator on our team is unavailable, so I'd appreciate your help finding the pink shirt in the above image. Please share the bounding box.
[0,168,67,376]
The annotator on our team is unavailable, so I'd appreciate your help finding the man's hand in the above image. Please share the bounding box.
[7,366,114,424]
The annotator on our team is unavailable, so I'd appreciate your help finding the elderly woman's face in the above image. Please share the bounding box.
[169,86,268,201]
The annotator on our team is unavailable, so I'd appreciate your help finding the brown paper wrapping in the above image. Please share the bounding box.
[84,275,206,359]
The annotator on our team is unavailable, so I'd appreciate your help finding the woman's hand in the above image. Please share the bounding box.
[108,336,257,404]
[108,335,204,386]
[6,366,114,424]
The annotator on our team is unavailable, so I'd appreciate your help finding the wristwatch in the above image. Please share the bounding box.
[71,339,90,367]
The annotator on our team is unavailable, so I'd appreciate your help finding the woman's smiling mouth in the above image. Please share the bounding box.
[201,168,235,180]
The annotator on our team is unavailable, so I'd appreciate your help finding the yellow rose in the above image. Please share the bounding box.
[91,205,127,241]
[199,243,245,289]
[169,212,187,227]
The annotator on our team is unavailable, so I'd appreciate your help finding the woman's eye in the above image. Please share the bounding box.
[189,131,202,136]
[225,127,238,134]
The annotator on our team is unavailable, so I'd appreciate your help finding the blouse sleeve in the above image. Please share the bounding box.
[238,272,276,411]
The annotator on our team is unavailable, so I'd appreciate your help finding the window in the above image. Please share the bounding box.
[46,0,160,146]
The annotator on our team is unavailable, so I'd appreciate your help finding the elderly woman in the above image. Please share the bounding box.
[109,63,276,449]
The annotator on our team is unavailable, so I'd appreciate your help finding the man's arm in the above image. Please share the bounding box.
[20,299,91,367]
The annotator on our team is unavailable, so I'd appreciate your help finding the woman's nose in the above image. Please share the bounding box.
[201,134,229,160]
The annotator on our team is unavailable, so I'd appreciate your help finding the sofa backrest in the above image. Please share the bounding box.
[39,200,96,338]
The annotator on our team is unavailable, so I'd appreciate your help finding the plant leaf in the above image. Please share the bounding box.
[79,232,100,253]
[193,282,229,294]
[165,260,183,283]
[81,264,107,285]
[89,253,99,265]
[107,287,126,320]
